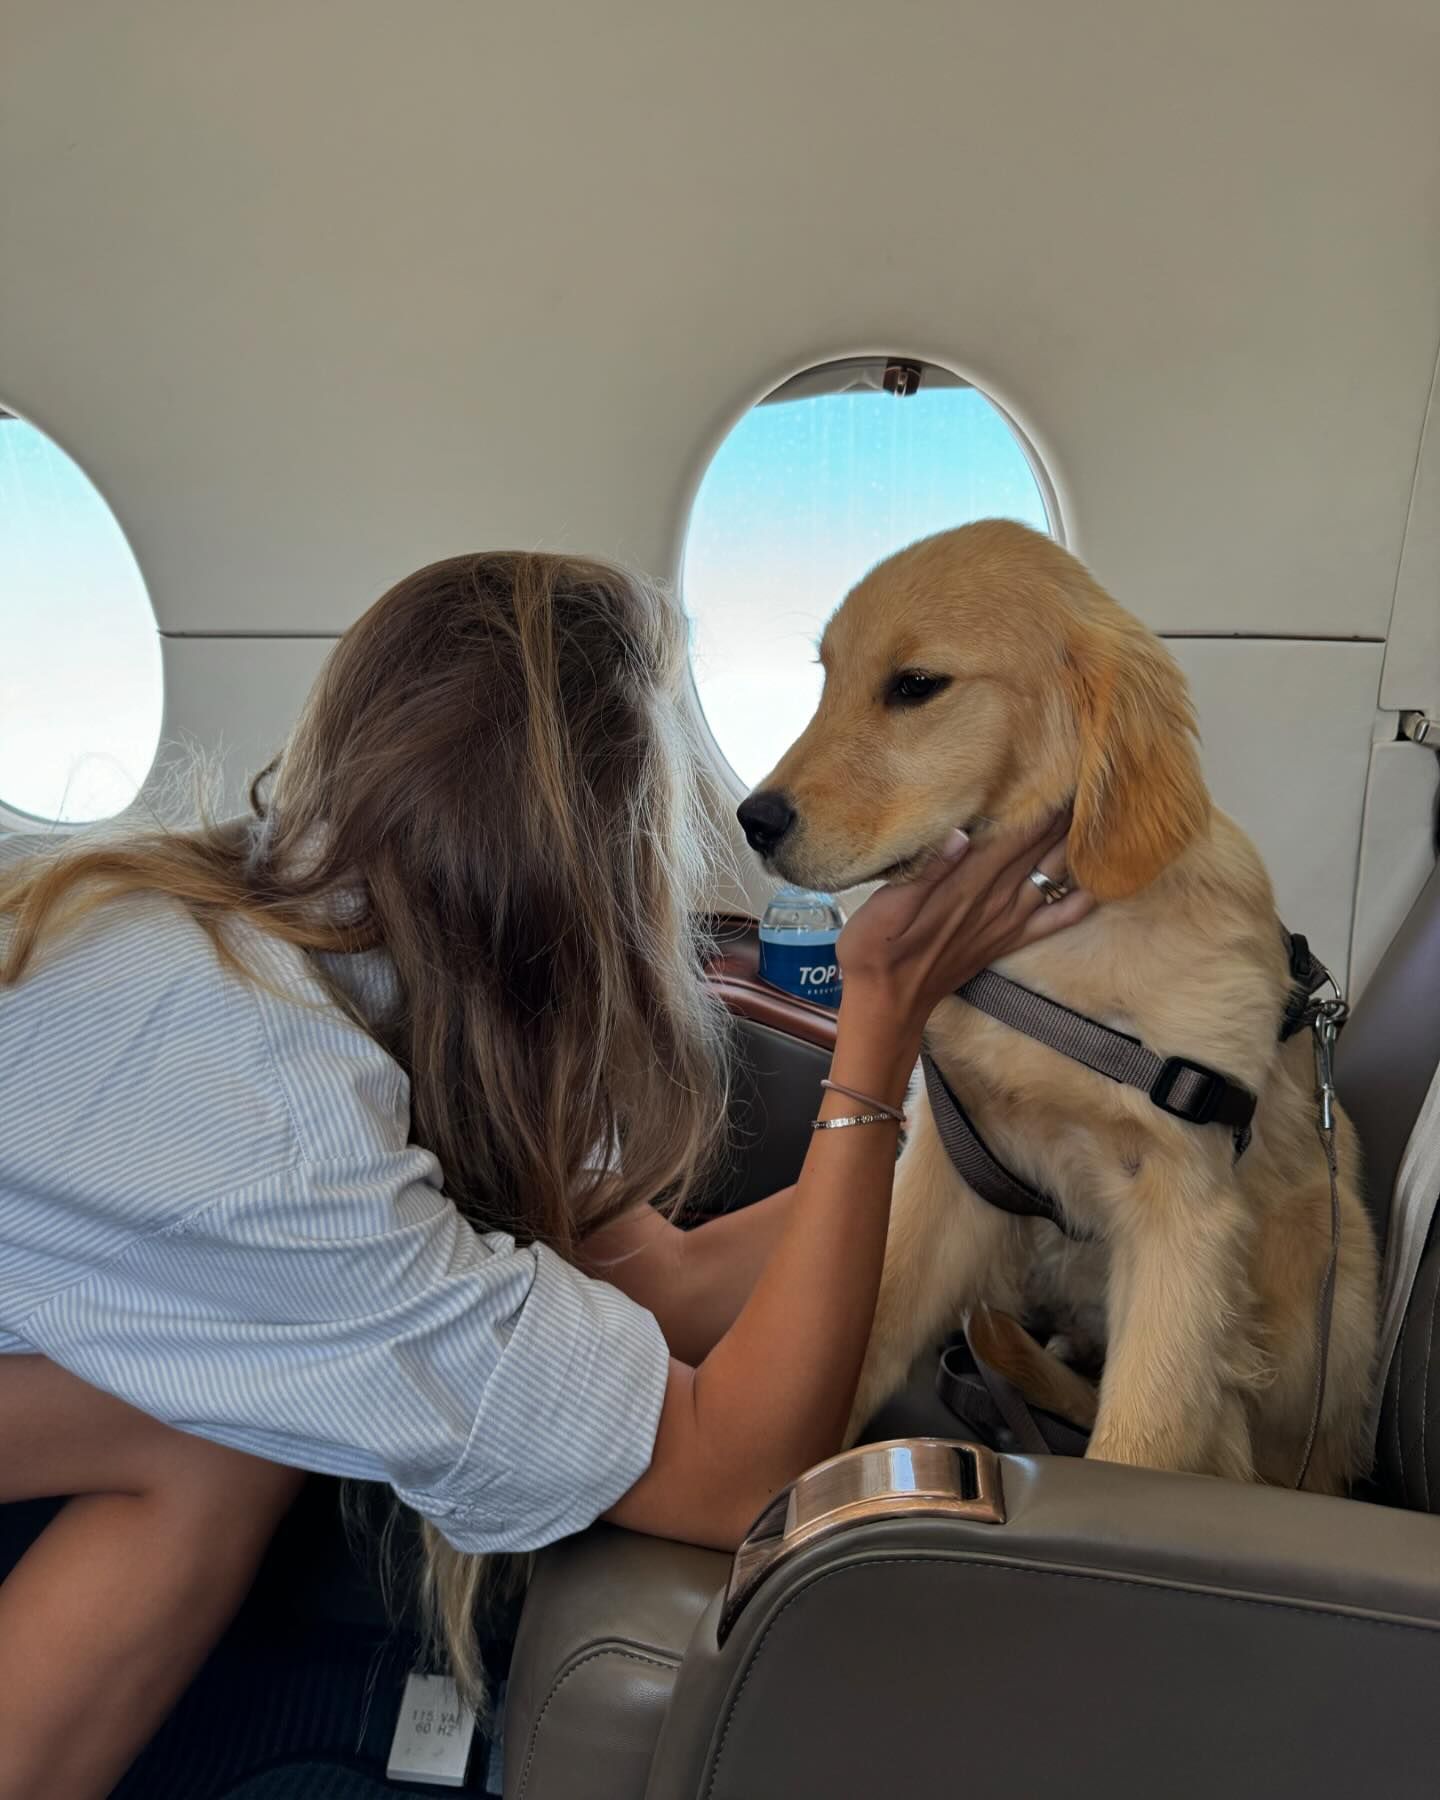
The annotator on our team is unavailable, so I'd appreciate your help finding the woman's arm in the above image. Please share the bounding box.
[578,1188,795,1366]
[604,817,1093,1551]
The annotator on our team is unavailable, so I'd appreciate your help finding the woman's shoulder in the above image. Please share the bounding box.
[0,842,311,1211]
[1,832,344,1014]
[1,832,238,984]
[1,830,413,1171]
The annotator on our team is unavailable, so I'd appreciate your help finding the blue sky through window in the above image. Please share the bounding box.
[682,383,1050,791]
[0,420,163,823]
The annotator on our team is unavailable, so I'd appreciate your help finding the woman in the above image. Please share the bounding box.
[0,551,1086,1798]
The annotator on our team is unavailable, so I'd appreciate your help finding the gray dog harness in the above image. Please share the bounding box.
[921,926,1332,1240]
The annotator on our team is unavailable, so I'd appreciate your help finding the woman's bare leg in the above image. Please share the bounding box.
[0,1356,303,1800]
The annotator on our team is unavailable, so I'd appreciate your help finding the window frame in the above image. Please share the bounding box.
[0,405,165,830]
[672,349,1067,803]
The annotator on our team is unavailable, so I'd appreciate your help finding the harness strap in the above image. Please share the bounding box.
[1279,929,1334,1040]
[922,1054,1077,1236]
[920,967,1257,1237]
[957,967,1259,1148]
[920,920,1327,1233]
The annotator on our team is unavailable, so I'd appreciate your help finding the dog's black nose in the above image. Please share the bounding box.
[737,790,796,855]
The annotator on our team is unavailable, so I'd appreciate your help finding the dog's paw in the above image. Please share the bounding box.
[1045,1326,1107,1378]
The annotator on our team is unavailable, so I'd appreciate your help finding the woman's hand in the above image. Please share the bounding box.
[837,812,1093,1047]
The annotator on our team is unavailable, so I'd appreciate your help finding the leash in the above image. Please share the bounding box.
[1293,994,1347,1489]
[1279,940,1348,1488]
[924,924,1346,1489]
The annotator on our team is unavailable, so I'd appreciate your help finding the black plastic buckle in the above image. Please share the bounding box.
[1149,1056,1228,1124]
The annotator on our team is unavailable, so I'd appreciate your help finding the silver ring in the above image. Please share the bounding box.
[1028,868,1069,905]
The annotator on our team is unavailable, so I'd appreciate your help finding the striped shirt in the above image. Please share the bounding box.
[0,834,669,1553]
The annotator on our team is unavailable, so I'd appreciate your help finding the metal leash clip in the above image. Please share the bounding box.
[1311,994,1348,1134]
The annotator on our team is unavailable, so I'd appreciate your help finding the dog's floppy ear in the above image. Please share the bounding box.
[1062,607,1209,900]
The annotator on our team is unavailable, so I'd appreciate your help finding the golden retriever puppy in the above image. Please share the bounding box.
[742,520,1378,1492]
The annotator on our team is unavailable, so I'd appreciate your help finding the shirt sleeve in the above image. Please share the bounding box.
[12,912,672,1555]
[24,1148,670,1553]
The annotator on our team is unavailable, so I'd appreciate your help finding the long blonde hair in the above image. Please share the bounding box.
[1,551,731,1695]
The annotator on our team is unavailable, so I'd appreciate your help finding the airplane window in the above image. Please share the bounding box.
[682,358,1055,791]
[0,411,163,823]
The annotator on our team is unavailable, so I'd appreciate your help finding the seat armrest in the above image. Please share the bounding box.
[503,1524,727,1800]
[646,1452,1440,1800]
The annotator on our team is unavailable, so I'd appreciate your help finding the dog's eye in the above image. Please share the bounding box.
[888,671,951,707]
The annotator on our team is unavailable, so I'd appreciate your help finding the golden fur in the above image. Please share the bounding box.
[757,521,1379,1491]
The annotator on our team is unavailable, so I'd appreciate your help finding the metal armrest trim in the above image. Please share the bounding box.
[719,1438,1003,1641]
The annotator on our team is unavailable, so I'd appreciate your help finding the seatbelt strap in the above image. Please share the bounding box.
[936,1325,1092,1457]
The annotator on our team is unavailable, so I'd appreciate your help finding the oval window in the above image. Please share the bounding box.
[0,410,163,822]
[682,357,1055,791]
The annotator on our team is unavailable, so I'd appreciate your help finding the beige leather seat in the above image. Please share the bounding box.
[502,871,1440,1800]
